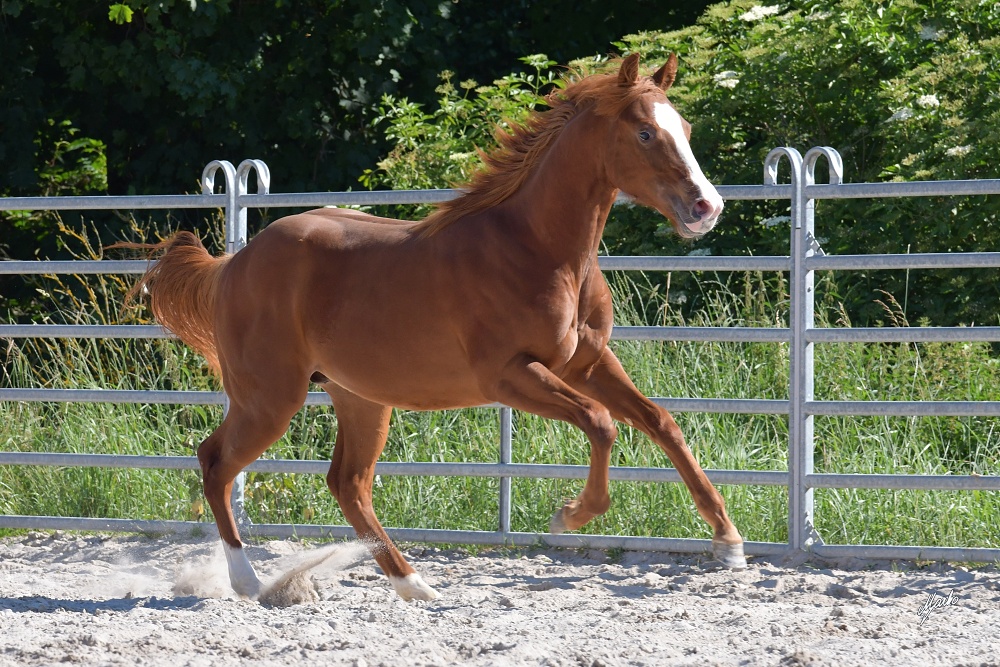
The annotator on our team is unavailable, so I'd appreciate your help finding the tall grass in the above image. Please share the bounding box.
[2,234,999,549]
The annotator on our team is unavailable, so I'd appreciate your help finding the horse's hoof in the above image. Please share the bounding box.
[549,508,568,535]
[712,539,748,570]
[223,543,263,600]
[232,578,262,601]
[390,573,440,601]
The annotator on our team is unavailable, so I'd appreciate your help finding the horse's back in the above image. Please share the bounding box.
[213,208,489,408]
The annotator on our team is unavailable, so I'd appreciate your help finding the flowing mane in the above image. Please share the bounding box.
[412,63,665,237]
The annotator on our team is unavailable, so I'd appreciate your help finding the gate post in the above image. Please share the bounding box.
[199,159,271,531]
[499,407,513,540]
[764,147,813,551]
[795,147,844,551]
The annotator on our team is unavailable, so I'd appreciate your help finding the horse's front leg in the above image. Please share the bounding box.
[491,355,619,533]
[567,347,747,569]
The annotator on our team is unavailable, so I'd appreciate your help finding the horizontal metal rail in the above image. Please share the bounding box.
[10,250,996,276]
[652,397,789,415]
[0,324,794,343]
[2,391,787,418]
[808,327,1000,343]
[808,472,1000,491]
[598,255,790,272]
[808,252,1000,271]
[807,179,1000,199]
[0,259,154,274]
[811,544,1000,562]
[0,388,226,405]
[8,454,999,491]
[0,388,788,415]
[0,193,223,211]
[613,326,789,343]
[717,184,793,201]
[8,251,998,276]
[807,400,1000,417]
[238,189,460,208]
[0,324,170,339]
[0,452,788,486]
[22,323,992,344]
[239,184,793,209]
[9,392,1000,418]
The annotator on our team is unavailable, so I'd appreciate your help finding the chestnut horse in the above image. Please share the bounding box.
[128,53,745,601]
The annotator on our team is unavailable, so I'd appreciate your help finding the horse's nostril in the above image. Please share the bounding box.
[691,198,713,220]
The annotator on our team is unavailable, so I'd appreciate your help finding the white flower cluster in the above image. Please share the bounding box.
[740,5,781,21]
[916,94,940,108]
[714,71,740,89]
[888,107,915,122]
[945,145,972,158]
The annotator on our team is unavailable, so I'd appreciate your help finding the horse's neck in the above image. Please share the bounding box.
[507,112,616,268]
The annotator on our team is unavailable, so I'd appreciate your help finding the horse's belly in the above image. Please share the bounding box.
[316,337,488,410]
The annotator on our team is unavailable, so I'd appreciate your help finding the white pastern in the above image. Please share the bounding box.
[223,542,263,599]
[389,572,441,601]
[652,102,723,210]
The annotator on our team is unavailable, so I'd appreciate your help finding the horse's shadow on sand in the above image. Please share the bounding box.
[0,594,204,615]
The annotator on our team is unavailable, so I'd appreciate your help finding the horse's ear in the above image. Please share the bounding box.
[652,53,679,91]
[617,53,641,87]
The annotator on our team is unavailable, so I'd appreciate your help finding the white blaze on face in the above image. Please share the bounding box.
[653,102,723,217]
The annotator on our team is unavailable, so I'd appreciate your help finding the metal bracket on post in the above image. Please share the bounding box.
[804,520,825,548]
[806,232,826,257]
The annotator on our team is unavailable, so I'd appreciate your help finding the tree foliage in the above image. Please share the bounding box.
[368,0,1000,326]
[359,54,563,216]
[0,0,711,198]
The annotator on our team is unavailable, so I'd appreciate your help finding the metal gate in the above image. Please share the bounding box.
[2,148,999,561]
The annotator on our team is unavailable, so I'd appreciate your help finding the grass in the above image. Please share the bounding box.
[1,252,999,551]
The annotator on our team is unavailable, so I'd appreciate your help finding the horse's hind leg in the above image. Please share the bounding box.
[323,384,438,601]
[198,391,304,598]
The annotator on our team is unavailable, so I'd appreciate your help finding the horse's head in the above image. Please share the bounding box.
[605,53,723,239]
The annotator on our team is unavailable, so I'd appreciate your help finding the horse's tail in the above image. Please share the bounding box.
[118,232,231,374]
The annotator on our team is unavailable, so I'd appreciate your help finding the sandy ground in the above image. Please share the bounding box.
[0,532,998,666]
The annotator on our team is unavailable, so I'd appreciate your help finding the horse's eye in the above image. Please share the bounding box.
[638,129,652,142]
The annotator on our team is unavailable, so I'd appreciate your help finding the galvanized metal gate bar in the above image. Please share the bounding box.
[3,150,1000,563]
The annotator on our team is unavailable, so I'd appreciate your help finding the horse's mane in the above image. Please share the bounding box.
[412,63,664,237]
